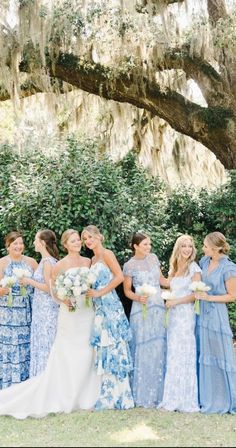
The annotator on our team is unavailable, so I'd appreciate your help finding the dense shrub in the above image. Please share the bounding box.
[0,138,235,334]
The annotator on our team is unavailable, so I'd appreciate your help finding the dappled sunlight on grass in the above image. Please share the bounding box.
[110,422,161,444]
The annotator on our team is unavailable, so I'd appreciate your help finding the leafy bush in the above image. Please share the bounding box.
[0,138,235,335]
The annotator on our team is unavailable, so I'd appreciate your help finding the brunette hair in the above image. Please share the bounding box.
[130,232,149,253]
[169,234,197,276]
[61,229,79,251]
[81,225,104,243]
[205,231,230,255]
[4,231,23,249]
[38,230,59,260]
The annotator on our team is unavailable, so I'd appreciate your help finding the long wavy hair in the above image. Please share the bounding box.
[169,234,197,277]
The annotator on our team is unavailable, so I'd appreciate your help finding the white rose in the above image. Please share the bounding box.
[72,286,82,297]
[63,278,73,287]
[57,287,67,300]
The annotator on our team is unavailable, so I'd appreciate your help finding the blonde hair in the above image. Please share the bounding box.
[169,234,197,276]
[61,229,79,251]
[205,231,230,255]
[81,225,104,243]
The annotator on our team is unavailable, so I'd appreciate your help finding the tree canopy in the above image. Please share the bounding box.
[0,0,236,168]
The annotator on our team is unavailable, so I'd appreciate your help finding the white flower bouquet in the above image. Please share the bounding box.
[136,283,157,319]
[161,290,176,327]
[0,275,17,306]
[189,281,211,315]
[54,267,97,311]
[13,267,32,297]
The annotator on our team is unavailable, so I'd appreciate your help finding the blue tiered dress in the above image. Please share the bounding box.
[30,257,59,378]
[0,259,34,389]
[123,253,166,407]
[90,261,134,410]
[196,255,236,414]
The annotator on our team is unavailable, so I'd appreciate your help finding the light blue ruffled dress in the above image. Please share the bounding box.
[196,255,236,414]
[0,258,34,389]
[30,257,59,378]
[123,253,166,407]
[90,261,134,410]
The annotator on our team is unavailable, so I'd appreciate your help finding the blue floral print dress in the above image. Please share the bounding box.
[0,258,34,389]
[30,257,59,377]
[123,253,167,407]
[196,255,236,414]
[90,261,134,410]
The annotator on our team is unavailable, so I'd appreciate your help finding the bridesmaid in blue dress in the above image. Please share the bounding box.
[123,232,169,407]
[195,231,236,414]
[0,232,37,389]
[82,225,134,410]
[20,230,60,377]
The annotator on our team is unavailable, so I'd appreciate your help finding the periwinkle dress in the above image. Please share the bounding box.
[196,255,236,414]
[123,253,166,407]
[90,261,134,410]
[30,257,59,378]
[158,261,200,412]
[0,258,34,389]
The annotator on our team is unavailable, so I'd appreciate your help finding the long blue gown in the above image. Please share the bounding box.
[89,261,134,410]
[196,255,236,414]
[0,258,34,389]
[30,257,59,377]
[123,253,166,407]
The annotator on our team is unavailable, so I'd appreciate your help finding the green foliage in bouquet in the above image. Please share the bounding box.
[0,138,235,335]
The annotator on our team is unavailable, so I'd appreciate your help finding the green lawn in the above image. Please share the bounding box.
[0,408,235,447]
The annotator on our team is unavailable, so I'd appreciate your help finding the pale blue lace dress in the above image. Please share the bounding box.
[30,257,59,378]
[89,261,134,410]
[0,258,34,389]
[123,253,167,407]
[196,255,236,414]
[158,261,200,412]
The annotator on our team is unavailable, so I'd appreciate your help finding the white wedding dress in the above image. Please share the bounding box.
[0,297,101,419]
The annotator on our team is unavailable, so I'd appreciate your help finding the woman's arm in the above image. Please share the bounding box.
[123,275,148,305]
[0,259,9,296]
[87,250,123,299]
[21,261,53,293]
[196,276,236,303]
[166,272,201,308]
[160,270,170,288]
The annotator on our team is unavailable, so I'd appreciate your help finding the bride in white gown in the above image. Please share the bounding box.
[0,229,101,419]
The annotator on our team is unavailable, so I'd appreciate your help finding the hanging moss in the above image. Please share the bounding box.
[200,107,234,129]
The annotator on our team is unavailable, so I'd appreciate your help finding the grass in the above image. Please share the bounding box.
[0,408,235,447]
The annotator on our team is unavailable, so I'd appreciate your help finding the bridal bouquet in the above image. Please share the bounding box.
[0,275,17,307]
[54,267,97,311]
[136,283,157,319]
[161,290,176,327]
[190,281,211,315]
[12,267,32,297]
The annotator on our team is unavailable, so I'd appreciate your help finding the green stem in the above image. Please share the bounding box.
[142,303,147,319]
[164,309,169,328]
[194,299,200,315]
[7,289,13,307]
[20,286,27,297]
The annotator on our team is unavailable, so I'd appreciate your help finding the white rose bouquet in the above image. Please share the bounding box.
[0,275,17,306]
[136,283,157,319]
[12,267,32,297]
[161,290,176,327]
[189,281,211,315]
[54,267,97,311]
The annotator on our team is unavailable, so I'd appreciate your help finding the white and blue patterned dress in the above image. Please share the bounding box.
[0,258,34,389]
[158,261,200,412]
[196,256,236,414]
[90,261,134,410]
[123,253,167,407]
[30,257,59,378]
